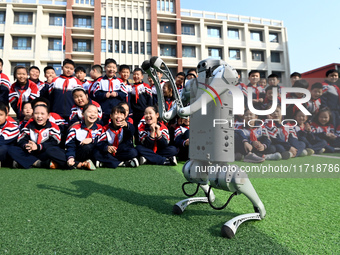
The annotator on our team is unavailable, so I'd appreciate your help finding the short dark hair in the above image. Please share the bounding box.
[265,85,274,93]
[105,58,117,67]
[31,97,50,110]
[0,101,8,115]
[34,104,50,114]
[187,68,197,74]
[176,72,186,77]
[313,107,332,126]
[29,66,40,73]
[325,69,338,77]
[111,105,126,115]
[63,58,75,67]
[0,58,3,66]
[91,65,103,74]
[133,67,143,75]
[248,70,260,77]
[13,66,28,81]
[293,79,309,89]
[268,73,279,79]
[44,66,55,74]
[290,72,301,78]
[75,66,86,73]
[119,64,130,72]
[83,103,97,114]
[311,82,323,90]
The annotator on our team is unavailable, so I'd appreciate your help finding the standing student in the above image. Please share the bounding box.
[49,58,83,123]
[175,72,185,95]
[75,66,91,90]
[136,106,178,165]
[174,117,190,161]
[0,102,20,167]
[118,64,132,103]
[94,105,139,168]
[88,65,103,99]
[66,104,102,170]
[42,66,57,99]
[9,66,40,120]
[94,58,127,125]
[8,104,67,169]
[29,66,45,93]
[0,58,11,108]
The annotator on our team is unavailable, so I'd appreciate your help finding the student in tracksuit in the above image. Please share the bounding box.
[66,104,102,170]
[94,105,139,168]
[8,104,67,169]
[136,106,177,165]
[174,117,190,161]
[0,58,11,108]
[0,102,20,167]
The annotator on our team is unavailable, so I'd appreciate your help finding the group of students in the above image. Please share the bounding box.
[0,58,190,170]
[234,69,340,163]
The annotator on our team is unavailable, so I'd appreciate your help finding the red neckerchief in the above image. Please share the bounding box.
[153,132,158,153]
[84,127,92,139]
[60,76,73,94]
[34,129,44,144]
[321,125,329,133]
[165,98,172,111]
[108,78,115,92]
[254,86,260,100]
[111,127,122,155]
[246,127,258,142]
[280,126,289,141]
[133,82,143,104]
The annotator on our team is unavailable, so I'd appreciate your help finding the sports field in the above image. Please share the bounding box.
[0,154,339,254]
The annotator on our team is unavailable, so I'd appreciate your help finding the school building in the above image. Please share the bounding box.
[0,0,290,84]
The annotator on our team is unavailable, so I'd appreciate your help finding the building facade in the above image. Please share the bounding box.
[0,0,290,84]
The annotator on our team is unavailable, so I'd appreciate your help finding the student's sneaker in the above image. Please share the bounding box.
[118,161,126,167]
[280,151,291,160]
[139,156,147,165]
[306,148,314,156]
[243,153,265,163]
[33,160,42,168]
[125,158,139,168]
[300,149,308,156]
[315,148,325,154]
[49,161,59,169]
[169,156,177,166]
[95,161,103,168]
[264,152,282,160]
[12,161,19,169]
[235,152,244,161]
[82,160,96,171]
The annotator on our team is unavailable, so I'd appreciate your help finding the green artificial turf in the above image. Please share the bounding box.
[0,155,339,254]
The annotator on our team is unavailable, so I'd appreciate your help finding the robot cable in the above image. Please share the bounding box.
[207,186,238,210]
[182,182,200,197]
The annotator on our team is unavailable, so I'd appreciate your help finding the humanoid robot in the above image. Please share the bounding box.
[142,57,266,238]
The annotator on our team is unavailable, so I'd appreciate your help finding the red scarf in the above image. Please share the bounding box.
[254,86,260,100]
[111,127,122,155]
[108,78,115,92]
[84,127,92,139]
[153,132,158,153]
[280,126,289,141]
[249,128,258,142]
[61,76,72,94]
[133,83,142,104]
[34,129,44,144]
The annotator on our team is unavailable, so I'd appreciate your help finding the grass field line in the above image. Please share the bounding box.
[311,154,340,159]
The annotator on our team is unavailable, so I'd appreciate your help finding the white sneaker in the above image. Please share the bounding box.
[95,161,103,168]
[170,156,177,166]
[306,148,314,156]
[139,156,147,165]
[300,149,308,156]
[264,152,282,160]
[126,158,139,168]
[315,148,325,154]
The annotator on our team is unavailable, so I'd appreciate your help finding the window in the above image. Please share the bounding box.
[0,36,3,49]
[128,41,132,54]
[108,17,112,29]
[228,28,239,39]
[140,42,145,54]
[121,17,125,29]
[147,42,152,55]
[134,18,138,31]
[14,12,33,25]
[160,44,175,57]
[250,30,263,41]
[269,33,279,43]
[157,0,160,10]
[0,12,5,24]
[140,19,144,31]
[74,15,92,28]
[134,42,138,54]
[121,41,126,53]
[11,62,31,75]
[75,64,91,76]
[229,49,240,60]
[48,38,62,51]
[208,47,222,59]
[49,14,65,26]
[108,40,113,53]
[182,46,195,58]
[169,0,174,12]
[101,16,106,28]
[127,18,132,30]
[160,22,175,34]
[114,40,119,53]
[101,39,106,52]
[251,50,264,61]
[114,17,119,29]
[207,26,221,38]
[73,39,91,52]
[47,63,62,76]
[13,37,32,50]
[271,51,280,63]
[146,19,151,32]
[182,24,194,36]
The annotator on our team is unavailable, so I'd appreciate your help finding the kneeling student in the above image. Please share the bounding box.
[8,104,67,169]
[65,104,102,170]
[136,106,177,165]
[94,105,139,168]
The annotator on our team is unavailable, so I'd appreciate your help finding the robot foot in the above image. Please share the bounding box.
[221,213,262,238]
[173,197,209,215]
